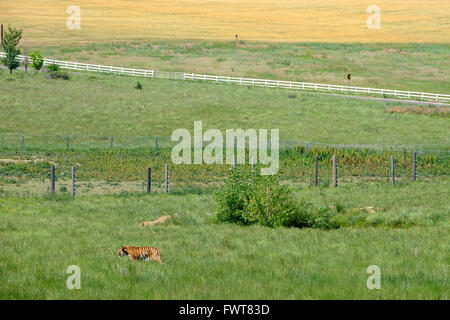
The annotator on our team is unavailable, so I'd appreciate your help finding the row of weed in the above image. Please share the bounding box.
[0,146,447,185]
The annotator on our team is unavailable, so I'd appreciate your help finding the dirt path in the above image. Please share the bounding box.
[324,93,449,106]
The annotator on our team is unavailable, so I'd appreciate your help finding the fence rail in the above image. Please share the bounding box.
[0,133,448,155]
[2,52,450,103]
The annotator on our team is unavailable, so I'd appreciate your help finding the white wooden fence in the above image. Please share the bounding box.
[2,52,450,103]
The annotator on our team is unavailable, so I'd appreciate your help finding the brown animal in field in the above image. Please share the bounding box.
[140,215,171,227]
[117,246,162,263]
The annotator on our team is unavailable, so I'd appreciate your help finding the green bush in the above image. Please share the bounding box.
[215,168,338,229]
[46,70,70,80]
[47,64,60,72]
[29,50,44,71]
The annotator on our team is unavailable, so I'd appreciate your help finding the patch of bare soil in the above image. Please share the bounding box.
[386,106,449,117]
[0,156,55,164]
[383,48,400,53]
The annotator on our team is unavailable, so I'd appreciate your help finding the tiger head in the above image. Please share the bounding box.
[117,246,129,257]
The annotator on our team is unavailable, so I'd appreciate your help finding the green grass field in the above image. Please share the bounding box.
[1,69,449,150]
[0,181,448,299]
[1,36,449,299]
[28,42,450,93]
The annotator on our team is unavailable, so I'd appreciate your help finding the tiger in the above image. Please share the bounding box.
[117,246,162,264]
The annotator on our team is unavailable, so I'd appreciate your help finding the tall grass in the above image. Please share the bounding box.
[0,182,448,299]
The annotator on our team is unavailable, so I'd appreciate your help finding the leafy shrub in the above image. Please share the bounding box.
[135,81,142,90]
[47,71,69,80]
[214,168,338,229]
[29,50,44,71]
[47,64,60,72]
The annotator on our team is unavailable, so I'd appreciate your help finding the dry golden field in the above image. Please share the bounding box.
[1,0,449,44]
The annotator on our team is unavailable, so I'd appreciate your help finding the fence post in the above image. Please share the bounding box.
[305,142,309,153]
[1,24,3,44]
[165,164,169,194]
[110,136,114,149]
[251,157,255,171]
[412,152,417,181]
[66,135,70,151]
[21,134,24,151]
[51,165,55,193]
[332,155,338,187]
[391,156,395,184]
[155,136,159,150]
[72,166,76,198]
[0,135,2,149]
[315,155,319,186]
[147,168,151,193]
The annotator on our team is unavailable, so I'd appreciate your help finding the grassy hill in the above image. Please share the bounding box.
[1,69,448,150]
[27,42,450,93]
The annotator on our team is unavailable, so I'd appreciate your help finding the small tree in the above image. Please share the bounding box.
[30,50,44,71]
[1,25,23,74]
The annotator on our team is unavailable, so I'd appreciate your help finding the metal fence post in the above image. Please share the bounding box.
[21,134,24,151]
[412,152,417,181]
[72,166,76,198]
[51,165,55,193]
[155,136,159,150]
[110,136,114,149]
[332,155,338,187]
[315,155,319,186]
[66,136,70,151]
[165,164,169,194]
[147,168,151,193]
[391,156,395,184]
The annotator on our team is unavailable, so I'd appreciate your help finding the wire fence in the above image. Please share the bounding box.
[0,151,448,198]
[1,133,448,198]
[0,133,448,155]
[2,52,450,103]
